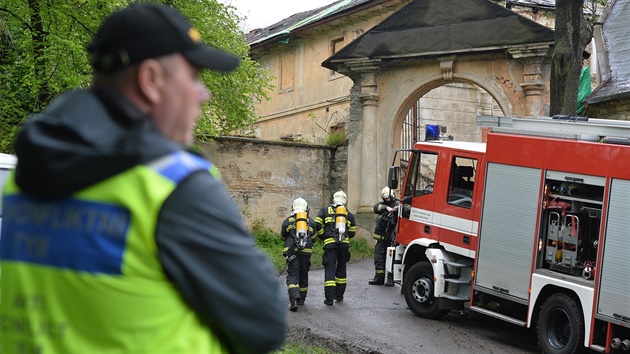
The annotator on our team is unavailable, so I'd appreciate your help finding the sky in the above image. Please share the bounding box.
[217,0,338,31]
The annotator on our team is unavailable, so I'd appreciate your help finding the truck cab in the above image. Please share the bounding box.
[397,141,485,258]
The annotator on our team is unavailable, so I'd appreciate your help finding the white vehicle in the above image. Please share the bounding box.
[0,153,18,233]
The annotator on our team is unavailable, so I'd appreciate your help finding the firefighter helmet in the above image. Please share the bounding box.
[332,190,347,206]
[381,186,394,199]
[292,197,309,214]
[567,183,580,196]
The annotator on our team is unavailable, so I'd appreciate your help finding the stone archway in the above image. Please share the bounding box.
[341,49,551,239]
[393,78,508,155]
[321,0,556,237]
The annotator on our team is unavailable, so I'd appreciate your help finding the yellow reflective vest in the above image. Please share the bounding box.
[0,151,226,353]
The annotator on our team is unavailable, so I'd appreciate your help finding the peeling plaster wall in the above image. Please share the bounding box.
[251,1,408,144]
[200,137,349,233]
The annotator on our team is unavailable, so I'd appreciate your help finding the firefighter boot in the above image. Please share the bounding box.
[324,298,334,306]
[368,273,385,285]
[298,291,307,305]
[384,272,394,287]
[289,299,298,312]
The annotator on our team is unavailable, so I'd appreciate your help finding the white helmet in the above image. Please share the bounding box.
[292,197,308,213]
[332,190,347,206]
[381,186,394,199]
[567,183,580,196]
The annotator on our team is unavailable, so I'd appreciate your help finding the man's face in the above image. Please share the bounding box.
[151,54,210,145]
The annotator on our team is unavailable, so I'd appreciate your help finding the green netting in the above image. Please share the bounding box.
[577,66,592,114]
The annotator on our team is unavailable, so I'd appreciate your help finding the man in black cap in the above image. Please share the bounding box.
[0,3,285,354]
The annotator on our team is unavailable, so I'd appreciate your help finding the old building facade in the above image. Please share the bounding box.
[246,0,557,237]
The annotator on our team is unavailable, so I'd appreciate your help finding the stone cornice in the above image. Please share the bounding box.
[343,58,382,74]
[507,44,552,59]
[438,55,457,82]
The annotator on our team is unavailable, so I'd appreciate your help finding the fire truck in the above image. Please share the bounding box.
[385,116,630,354]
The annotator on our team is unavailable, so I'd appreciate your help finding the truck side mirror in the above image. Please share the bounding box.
[388,166,399,189]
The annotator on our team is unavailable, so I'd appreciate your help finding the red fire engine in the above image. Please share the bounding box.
[385,116,630,354]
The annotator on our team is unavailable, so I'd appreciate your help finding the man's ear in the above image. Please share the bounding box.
[137,59,164,104]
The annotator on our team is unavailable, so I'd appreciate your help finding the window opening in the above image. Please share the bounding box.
[400,151,438,219]
[447,157,476,209]
[280,51,294,92]
[330,37,345,77]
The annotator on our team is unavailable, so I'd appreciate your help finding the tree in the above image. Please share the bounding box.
[550,0,607,116]
[0,0,272,153]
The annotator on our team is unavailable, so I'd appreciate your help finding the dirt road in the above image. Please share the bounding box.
[284,257,539,353]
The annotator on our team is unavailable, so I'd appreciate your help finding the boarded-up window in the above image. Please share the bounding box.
[330,37,345,77]
[332,37,345,54]
[280,51,294,91]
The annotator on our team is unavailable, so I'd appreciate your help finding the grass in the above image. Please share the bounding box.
[325,130,347,147]
[251,218,373,272]
[273,342,334,354]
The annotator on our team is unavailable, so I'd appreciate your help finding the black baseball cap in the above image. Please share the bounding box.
[88,3,240,73]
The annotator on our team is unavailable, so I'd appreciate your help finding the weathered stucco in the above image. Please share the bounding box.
[200,137,362,237]
[251,0,409,144]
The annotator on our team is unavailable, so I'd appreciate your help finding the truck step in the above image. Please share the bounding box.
[444,259,473,268]
[468,305,526,327]
[442,294,470,301]
[445,278,471,284]
[589,345,605,353]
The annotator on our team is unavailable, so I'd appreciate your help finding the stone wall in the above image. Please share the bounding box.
[586,100,630,121]
[200,137,348,233]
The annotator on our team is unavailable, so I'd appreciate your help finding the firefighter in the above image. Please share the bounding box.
[281,197,317,312]
[369,186,399,286]
[315,190,357,305]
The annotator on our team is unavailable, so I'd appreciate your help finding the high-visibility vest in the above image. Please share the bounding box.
[0,151,226,353]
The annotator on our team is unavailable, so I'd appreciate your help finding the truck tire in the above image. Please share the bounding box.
[537,293,584,354]
[403,261,449,319]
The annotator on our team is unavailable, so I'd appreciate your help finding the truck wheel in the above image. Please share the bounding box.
[403,261,449,319]
[537,293,584,354]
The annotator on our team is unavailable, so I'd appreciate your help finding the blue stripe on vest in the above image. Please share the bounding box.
[149,151,211,184]
[0,195,130,275]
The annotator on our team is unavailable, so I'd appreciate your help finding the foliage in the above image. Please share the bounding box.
[325,130,347,147]
[0,0,273,153]
[251,219,286,269]
[583,0,610,30]
[252,218,373,272]
[349,237,373,259]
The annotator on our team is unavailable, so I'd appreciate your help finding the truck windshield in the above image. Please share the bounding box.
[403,151,438,198]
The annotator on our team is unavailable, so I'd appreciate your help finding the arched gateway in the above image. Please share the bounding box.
[321,0,555,232]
